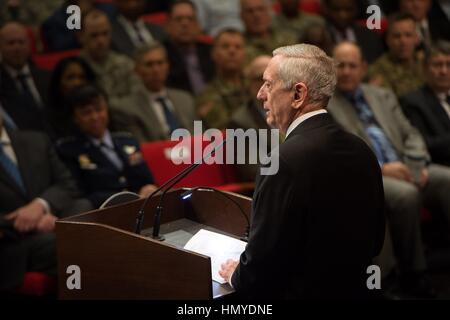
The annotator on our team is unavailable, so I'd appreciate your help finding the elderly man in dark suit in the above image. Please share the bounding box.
[110,0,166,57]
[220,44,385,299]
[0,113,92,292]
[329,41,450,298]
[0,22,52,136]
[400,41,450,167]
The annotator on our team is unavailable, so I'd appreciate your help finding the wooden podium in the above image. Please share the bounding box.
[56,188,251,300]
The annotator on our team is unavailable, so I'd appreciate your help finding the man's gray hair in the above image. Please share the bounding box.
[273,44,337,106]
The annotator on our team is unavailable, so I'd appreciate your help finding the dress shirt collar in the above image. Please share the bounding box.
[4,63,31,79]
[89,130,114,149]
[0,127,11,145]
[285,109,328,138]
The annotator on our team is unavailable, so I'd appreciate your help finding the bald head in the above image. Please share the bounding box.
[333,42,367,92]
[0,22,30,70]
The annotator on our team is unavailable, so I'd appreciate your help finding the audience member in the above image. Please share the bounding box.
[163,0,215,95]
[368,13,425,97]
[79,10,142,109]
[330,42,450,298]
[56,84,157,209]
[0,22,53,136]
[192,0,244,36]
[110,43,196,142]
[400,41,450,167]
[48,56,97,138]
[111,0,166,57]
[0,112,92,292]
[42,0,116,52]
[240,0,297,62]
[196,29,249,129]
[322,0,384,64]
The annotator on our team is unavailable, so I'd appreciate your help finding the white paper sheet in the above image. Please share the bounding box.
[184,229,247,284]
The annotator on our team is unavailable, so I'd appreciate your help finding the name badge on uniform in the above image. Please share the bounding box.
[124,145,143,166]
[78,154,97,170]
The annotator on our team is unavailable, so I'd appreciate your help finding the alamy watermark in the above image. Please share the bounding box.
[170,121,280,176]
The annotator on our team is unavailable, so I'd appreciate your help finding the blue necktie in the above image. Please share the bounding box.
[0,143,26,193]
[350,91,399,165]
[156,97,180,134]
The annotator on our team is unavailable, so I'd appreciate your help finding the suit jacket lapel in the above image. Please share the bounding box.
[138,89,169,140]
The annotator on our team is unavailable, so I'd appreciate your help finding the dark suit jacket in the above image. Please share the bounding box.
[429,0,450,42]
[0,64,53,136]
[56,132,154,208]
[327,23,385,64]
[400,85,450,166]
[111,18,167,57]
[231,113,385,299]
[163,40,215,94]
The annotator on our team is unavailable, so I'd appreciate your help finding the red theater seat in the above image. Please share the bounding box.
[32,49,81,71]
[17,272,56,296]
[141,12,168,25]
[140,135,254,193]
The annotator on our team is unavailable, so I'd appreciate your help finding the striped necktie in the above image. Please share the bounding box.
[0,143,26,193]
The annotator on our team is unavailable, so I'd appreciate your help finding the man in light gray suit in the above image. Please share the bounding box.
[110,42,196,142]
[329,42,450,299]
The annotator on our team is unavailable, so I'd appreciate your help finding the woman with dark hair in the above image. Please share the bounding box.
[48,56,97,138]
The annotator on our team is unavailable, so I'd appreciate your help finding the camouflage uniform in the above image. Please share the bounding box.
[80,51,142,109]
[245,28,298,63]
[0,0,62,26]
[196,76,251,129]
[368,53,425,98]
[272,12,325,40]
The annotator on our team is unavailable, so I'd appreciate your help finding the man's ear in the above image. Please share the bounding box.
[293,83,307,109]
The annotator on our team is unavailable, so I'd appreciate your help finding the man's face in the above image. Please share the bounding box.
[60,62,88,96]
[212,33,246,74]
[80,15,112,61]
[334,44,366,92]
[257,56,295,133]
[167,3,200,46]
[241,0,271,36]
[0,23,30,69]
[248,56,271,99]
[135,48,169,92]
[426,53,450,93]
[114,0,145,21]
[400,0,431,21]
[386,20,419,61]
[73,96,109,139]
[325,0,357,30]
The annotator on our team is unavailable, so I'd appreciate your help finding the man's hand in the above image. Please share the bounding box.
[139,184,158,197]
[381,162,413,183]
[5,200,47,233]
[419,168,429,188]
[219,259,239,283]
[36,213,58,233]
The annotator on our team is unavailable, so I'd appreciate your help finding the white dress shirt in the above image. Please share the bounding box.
[117,15,155,47]
[286,109,328,138]
[4,64,43,107]
[437,90,450,119]
[148,89,177,136]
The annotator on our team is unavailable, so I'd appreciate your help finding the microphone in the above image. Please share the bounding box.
[180,187,250,242]
[134,137,228,237]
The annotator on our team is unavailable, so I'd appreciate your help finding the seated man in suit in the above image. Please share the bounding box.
[0,22,52,136]
[322,0,384,64]
[220,44,385,299]
[0,113,92,292]
[110,42,196,142]
[111,0,166,57]
[57,84,157,209]
[329,42,450,298]
[400,41,450,167]
[163,0,215,95]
